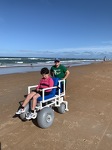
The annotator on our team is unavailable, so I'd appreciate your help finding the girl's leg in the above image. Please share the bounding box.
[22,91,37,107]
[31,93,40,110]
[26,93,40,119]
[16,92,37,115]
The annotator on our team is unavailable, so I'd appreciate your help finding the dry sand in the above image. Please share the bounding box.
[0,61,112,150]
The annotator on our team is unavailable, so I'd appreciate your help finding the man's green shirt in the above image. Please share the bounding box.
[50,64,67,79]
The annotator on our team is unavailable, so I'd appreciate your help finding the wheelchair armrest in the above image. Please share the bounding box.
[42,86,57,91]
[41,86,57,94]
[58,79,65,95]
[28,85,38,94]
[41,86,57,102]
[28,85,57,95]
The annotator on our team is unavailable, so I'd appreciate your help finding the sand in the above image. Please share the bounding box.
[0,61,112,150]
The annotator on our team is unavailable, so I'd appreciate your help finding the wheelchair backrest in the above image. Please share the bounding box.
[51,77,59,95]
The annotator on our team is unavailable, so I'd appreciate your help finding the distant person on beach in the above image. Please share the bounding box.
[103,56,106,62]
[50,58,70,95]
[16,67,54,119]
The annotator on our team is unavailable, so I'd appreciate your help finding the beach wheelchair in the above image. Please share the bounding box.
[19,78,69,129]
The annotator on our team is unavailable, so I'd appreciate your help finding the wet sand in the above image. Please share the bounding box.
[0,61,112,150]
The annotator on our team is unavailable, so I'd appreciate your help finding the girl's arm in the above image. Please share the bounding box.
[49,78,54,87]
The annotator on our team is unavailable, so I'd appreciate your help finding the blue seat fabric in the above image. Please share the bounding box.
[37,77,59,101]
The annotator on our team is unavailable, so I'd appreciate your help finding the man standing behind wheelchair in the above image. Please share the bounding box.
[50,58,70,96]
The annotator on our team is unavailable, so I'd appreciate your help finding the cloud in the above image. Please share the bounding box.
[1,45,112,58]
[40,45,112,58]
[19,50,34,53]
[102,41,112,45]
[18,45,112,58]
[58,46,112,52]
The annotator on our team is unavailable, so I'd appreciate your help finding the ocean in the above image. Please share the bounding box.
[0,57,103,75]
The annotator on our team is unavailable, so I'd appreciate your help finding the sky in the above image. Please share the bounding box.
[0,0,112,58]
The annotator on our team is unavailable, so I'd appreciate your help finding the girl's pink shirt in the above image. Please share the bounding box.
[36,77,54,92]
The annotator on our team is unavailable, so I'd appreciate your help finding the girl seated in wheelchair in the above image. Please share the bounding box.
[16,67,54,119]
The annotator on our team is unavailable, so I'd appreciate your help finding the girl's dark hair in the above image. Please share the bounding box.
[40,67,49,74]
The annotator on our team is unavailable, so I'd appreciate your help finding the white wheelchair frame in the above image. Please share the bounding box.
[28,79,69,112]
[19,79,69,128]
